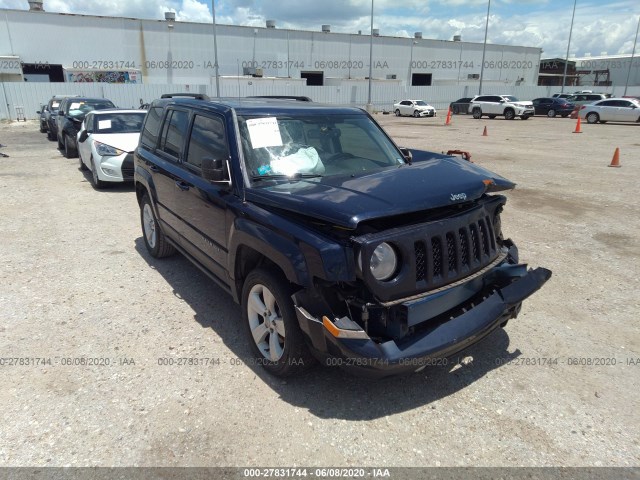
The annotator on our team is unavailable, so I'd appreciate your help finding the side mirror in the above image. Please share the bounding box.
[78,130,89,143]
[399,147,412,164]
[36,111,41,114]
[202,157,230,184]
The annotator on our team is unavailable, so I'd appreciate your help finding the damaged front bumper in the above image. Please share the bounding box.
[293,264,551,378]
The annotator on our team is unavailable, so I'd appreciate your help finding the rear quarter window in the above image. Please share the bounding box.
[140,107,163,149]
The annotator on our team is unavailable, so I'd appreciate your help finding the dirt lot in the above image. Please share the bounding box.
[0,113,638,468]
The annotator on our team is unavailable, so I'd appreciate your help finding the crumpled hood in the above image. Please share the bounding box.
[245,151,516,229]
[90,133,140,153]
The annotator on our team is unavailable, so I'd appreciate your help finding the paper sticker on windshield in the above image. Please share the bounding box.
[69,102,82,110]
[246,117,283,149]
[98,120,112,130]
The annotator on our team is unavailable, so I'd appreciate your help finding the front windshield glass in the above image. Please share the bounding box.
[93,113,146,134]
[237,114,405,184]
[414,101,428,106]
[504,96,520,102]
[68,100,115,117]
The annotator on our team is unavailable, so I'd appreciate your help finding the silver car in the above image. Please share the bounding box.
[579,98,640,124]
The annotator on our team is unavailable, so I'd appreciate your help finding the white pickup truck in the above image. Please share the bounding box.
[468,95,534,120]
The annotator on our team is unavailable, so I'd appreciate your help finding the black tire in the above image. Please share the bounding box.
[47,129,56,141]
[241,268,315,377]
[57,135,64,150]
[140,193,176,258]
[452,105,459,114]
[394,109,401,117]
[547,109,556,118]
[90,157,107,190]
[504,109,516,120]
[472,108,482,119]
[39,122,47,133]
[78,150,88,171]
[487,115,497,119]
[413,110,420,118]
[586,112,599,124]
[64,134,77,158]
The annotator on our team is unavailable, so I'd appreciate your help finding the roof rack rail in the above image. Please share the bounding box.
[247,95,313,102]
[161,93,210,100]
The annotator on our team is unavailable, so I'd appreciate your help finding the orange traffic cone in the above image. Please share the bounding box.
[482,126,488,136]
[445,107,452,126]
[573,117,582,133]
[609,147,621,167]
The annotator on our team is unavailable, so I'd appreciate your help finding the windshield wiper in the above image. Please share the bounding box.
[251,173,323,182]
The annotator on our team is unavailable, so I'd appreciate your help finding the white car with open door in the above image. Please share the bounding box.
[77,109,147,188]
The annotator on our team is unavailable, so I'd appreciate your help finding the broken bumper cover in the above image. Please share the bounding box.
[294,266,552,378]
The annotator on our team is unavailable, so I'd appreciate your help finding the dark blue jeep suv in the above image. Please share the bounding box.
[134,94,551,378]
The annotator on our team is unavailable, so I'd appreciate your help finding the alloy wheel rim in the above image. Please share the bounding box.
[247,283,285,361]
[142,204,157,248]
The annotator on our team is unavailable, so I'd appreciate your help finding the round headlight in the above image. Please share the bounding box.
[370,242,398,281]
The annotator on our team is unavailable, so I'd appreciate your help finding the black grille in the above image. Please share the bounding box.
[121,154,134,180]
[414,216,497,286]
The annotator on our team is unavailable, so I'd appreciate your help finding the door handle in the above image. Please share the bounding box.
[149,165,159,172]
[175,181,190,191]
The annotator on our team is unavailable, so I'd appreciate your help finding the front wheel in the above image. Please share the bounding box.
[413,110,420,118]
[64,134,77,158]
[504,109,516,120]
[90,157,106,189]
[452,105,459,114]
[140,194,176,258]
[472,108,482,119]
[586,112,599,124]
[242,268,315,377]
[394,109,401,117]
[547,109,556,118]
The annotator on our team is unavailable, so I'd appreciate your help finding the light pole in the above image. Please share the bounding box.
[561,0,577,93]
[408,40,418,88]
[252,29,258,67]
[211,0,220,97]
[366,0,374,113]
[478,0,491,95]
[624,15,640,96]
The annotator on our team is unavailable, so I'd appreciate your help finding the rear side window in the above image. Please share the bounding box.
[140,107,163,149]
[160,109,190,159]
[186,115,228,170]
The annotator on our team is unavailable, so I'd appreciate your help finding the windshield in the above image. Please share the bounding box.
[504,96,520,102]
[68,100,115,118]
[93,112,146,134]
[237,114,405,184]
[414,101,429,106]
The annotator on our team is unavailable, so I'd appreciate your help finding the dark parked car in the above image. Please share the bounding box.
[531,97,576,117]
[44,95,79,141]
[56,97,116,158]
[449,97,473,114]
[37,104,48,133]
[134,94,551,378]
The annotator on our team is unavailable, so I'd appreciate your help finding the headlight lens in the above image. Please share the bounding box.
[369,242,398,281]
[95,141,124,157]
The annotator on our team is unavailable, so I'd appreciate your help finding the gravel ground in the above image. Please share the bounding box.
[0,114,638,468]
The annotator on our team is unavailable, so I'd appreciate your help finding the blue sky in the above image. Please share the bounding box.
[2,0,639,58]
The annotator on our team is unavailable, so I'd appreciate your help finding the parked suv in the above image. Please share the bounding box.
[566,93,609,107]
[468,95,534,120]
[44,95,79,141]
[134,94,551,378]
[56,97,115,158]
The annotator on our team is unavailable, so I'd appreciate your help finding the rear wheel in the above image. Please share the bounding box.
[586,112,599,124]
[140,194,175,258]
[547,109,556,118]
[504,109,516,120]
[472,108,482,119]
[241,268,315,377]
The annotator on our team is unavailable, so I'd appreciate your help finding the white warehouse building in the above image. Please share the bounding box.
[0,6,542,88]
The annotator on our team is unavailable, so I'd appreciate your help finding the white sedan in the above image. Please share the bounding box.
[393,100,437,117]
[77,109,147,188]
[579,98,640,124]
